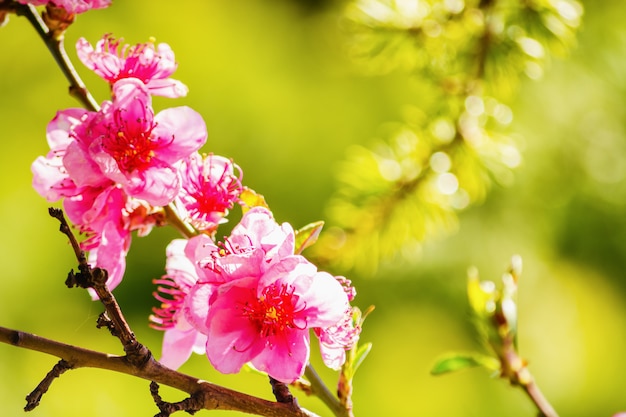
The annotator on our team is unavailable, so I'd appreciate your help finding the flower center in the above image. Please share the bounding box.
[240,283,304,338]
[103,109,158,173]
[181,156,243,228]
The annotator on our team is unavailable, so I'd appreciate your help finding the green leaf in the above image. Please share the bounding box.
[431,352,500,376]
[294,221,324,254]
[351,342,372,375]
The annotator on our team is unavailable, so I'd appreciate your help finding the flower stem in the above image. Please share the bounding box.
[164,203,198,239]
[522,379,558,417]
[304,365,350,417]
[501,338,558,417]
[16,3,100,111]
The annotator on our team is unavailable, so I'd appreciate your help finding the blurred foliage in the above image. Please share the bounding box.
[2,1,626,417]
[310,0,583,274]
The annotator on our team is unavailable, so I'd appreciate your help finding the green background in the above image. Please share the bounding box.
[1,1,626,416]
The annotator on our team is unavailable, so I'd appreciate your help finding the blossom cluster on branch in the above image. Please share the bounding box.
[22,0,363,390]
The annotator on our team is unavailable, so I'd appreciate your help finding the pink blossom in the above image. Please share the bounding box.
[16,0,111,14]
[189,255,349,383]
[85,220,131,297]
[32,42,205,297]
[150,239,207,369]
[65,78,206,206]
[188,207,295,285]
[227,206,295,261]
[77,34,188,98]
[32,113,131,295]
[175,153,243,232]
[62,185,131,296]
[31,108,92,201]
[314,307,361,370]
[35,80,207,208]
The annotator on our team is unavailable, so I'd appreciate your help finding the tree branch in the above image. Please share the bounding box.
[24,359,72,411]
[13,2,100,111]
[49,207,150,364]
[0,326,319,417]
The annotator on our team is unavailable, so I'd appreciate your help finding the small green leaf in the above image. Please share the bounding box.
[294,221,324,254]
[351,342,372,375]
[431,352,500,376]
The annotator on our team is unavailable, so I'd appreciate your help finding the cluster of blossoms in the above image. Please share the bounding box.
[151,207,361,382]
[32,34,241,293]
[32,32,360,383]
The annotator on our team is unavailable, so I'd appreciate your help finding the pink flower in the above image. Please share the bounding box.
[16,0,111,14]
[63,185,131,296]
[31,84,200,293]
[65,78,206,206]
[77,34,188,98]
[189,207,295,284]
[314,307,361,370]
[31,108,92,201]
[150,207,358,379]
[227,206,295,261]
[150,239,207,369]
[175,153,243,232]
[189,255,349,383]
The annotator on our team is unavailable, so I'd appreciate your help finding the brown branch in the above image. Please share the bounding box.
[24,359,72,411]
[150,381,203,417]
[41,208,323,416]
[269,377,297,407]
[49,208,150,364]
[13,2,100,111]
[0,326,319,417]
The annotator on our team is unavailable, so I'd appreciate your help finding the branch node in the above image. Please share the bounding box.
[150,381,203,417]
[24,359,73,412]
[270,376,299,409]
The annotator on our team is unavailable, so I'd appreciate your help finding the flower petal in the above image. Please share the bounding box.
[152,106,207,163]
[159,327,207,370]
[251,330,310,383]
[205,285,266,374]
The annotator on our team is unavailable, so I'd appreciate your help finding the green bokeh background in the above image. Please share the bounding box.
[1,1,626,416]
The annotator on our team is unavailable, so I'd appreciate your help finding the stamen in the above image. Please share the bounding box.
[238,283,306,339]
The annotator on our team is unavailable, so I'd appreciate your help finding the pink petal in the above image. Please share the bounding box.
[165,239,198,288]
[31,156,77,202]
[64,141,107,188]
[251,330,310,383]
[152,106,207,163]
[205,285,266,374]
[111,79,153,132]
[124,164,180,206]
[159,327,207,370]
[86,221,130,299]
[184,283,216,335]
[47,108,89,150]
[147,78,189,98]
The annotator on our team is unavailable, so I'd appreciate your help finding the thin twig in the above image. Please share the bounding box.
[522,380,558,417]
[304,365,349,417]
[24,359,72,411]
[500,334,559,417]
[14,3,100,111]
[150,381,203,417]
[164,203,198,239]
[48,208,150,364]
